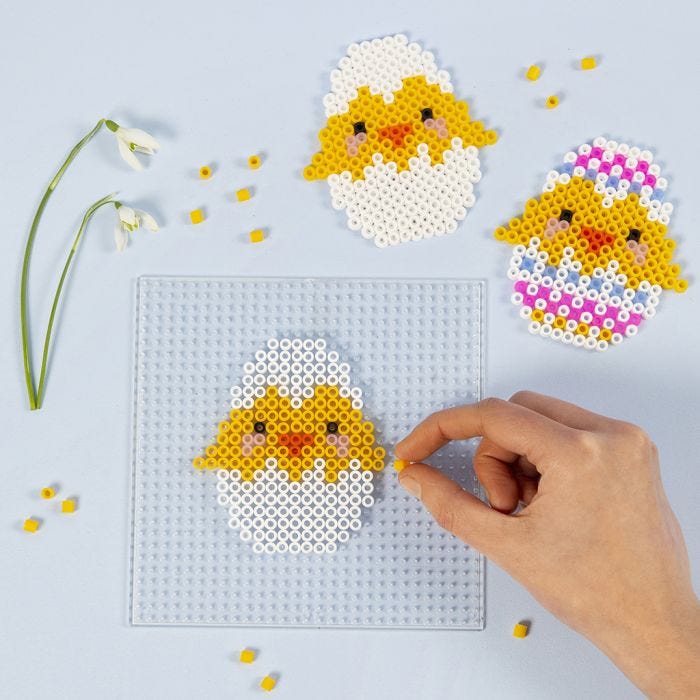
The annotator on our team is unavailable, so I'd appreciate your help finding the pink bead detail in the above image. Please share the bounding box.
[644,174,657,187]
[613,154,626,166]
[590,147,603,159]
[622,168,634,180]
[575,155,589,167]
[637,160,649,173]
[599,161,612,174]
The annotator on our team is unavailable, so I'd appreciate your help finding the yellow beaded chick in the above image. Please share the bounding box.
[304,34,497,248]
[494,136,686,351]
[193,338,385,554]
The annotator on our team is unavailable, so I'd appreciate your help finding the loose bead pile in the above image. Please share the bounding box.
[494,137,687,351]
[193,338,386,553]
[305,34,497,247]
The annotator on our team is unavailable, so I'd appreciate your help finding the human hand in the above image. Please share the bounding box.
[395,392,700,699]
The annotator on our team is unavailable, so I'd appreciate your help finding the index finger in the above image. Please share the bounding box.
[395,397,577,470]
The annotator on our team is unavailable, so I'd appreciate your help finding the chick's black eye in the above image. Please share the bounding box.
[626,229,641,243]
[353,121,366,135]
[253,421,266,433]
[559,209,573,223]
[326,421,338,434]
[420,108,433,122]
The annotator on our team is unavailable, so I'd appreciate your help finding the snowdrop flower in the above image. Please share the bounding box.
[106,119,160,171]
[114,202,159,252]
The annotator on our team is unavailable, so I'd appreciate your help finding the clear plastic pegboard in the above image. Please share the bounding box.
[130,277,485,628]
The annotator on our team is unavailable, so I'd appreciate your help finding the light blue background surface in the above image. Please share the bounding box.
[0,1,698,698]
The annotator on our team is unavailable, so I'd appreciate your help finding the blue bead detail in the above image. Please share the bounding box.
[589,277,603,291]
[586,168,598,180]
[520,257,535,272]
[567,271,580,285]
[607,176,619,188]
[633,291,649,305]
[651,188,665,201]
[629,182,641,194]
[560,163,574,175]
[544,265,557,280]
[612,284,625,298]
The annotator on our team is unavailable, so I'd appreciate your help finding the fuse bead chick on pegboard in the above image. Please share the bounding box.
[304,34,497,248]
[494,136,686,351]
[193,338,385,554]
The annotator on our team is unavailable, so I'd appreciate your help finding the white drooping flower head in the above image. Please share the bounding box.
[106,119,160,171]
[113,203,159,252]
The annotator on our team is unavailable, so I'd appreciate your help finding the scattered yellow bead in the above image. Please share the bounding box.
[525,64,540,81]
[248,155,262,170]
[40,487,55,500]
[61,499,76,514]
[545,95,559,109]
[580,56,596,71]
[239,649,256,664]
[513,622,529,638]
[393,459,408,472]
[260,676,276,692]
[23,518,40,533]
[249,229,264,244]
[190,209,204,225]
[199,165,212,179]
[236,188,252,202]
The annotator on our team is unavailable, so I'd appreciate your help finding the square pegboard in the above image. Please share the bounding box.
[130,277,485,628]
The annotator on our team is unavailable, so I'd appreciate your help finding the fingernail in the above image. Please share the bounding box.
[399,475,421,499]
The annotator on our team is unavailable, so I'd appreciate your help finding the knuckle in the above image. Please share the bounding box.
[572,430,602,458]
[508,390,535,405]
[478,396,507,417]
[614,421,652,450]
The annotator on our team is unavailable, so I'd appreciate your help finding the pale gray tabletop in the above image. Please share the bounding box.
[1,1,697,698]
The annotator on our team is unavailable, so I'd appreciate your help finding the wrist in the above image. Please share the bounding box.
[597,595,700,698]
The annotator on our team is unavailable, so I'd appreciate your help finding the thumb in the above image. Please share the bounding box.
[398,462,517,562]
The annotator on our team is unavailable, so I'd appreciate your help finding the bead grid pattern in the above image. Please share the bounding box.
[494,137,686,350]
[130,277,484,628]
[304,34,497,248]
[192,338,386,555]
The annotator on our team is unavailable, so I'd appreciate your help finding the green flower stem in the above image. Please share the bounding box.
[34,194,116,409]
[20,117,107,409]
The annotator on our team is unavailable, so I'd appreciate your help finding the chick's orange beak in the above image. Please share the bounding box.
[378,122,412,148]
[580,227,615,253]
[278,432,314,457]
